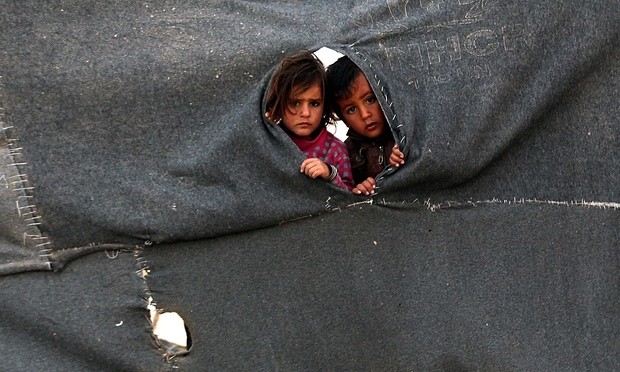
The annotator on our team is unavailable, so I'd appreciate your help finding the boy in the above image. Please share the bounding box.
[326,56,404,195]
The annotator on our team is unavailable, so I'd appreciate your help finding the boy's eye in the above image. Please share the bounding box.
[366,95,376,104]
[310,101,321,107]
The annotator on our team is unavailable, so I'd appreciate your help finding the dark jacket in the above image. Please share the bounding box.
[345,129,395,185]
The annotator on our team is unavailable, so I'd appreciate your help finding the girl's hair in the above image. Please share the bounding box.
[265,50,332,126]
[325,56,362,120]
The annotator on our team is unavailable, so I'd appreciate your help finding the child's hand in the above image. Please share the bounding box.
[389,144,405,167]
[300,158,330,180]
[352,177,376,196]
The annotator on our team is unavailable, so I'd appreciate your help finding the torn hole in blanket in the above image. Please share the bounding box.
[263,46,405,192]
[147,296,192,359]
[314,47,349,142]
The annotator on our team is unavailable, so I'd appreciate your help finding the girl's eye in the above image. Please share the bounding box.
[310,101,321,107]
[366,95,376,104]
[346,106,357,115]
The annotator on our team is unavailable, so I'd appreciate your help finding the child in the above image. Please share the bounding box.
[265,50,354,190]
[326,56,405,195]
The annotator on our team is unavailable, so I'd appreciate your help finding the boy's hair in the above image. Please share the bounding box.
[265,50,332,126]
[326,56,363,120]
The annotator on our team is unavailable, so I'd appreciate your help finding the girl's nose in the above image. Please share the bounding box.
[300,104,311,117]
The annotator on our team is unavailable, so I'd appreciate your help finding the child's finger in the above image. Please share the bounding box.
[392,144,404,157]
[308,166,318,178]
[300,158,315,173]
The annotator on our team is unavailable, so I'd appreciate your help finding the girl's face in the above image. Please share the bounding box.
[281,83,323,140]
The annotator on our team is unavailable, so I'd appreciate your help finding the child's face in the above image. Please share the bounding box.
[282,83,324,140]
[336,73,386,139]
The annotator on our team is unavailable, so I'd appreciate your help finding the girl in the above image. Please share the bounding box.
[265,50,354,190]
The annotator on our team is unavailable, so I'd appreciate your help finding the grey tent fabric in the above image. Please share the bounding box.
[143,203,618,371]
[0,250,162,371]
[0,1,618,370]
[0,1,618,262]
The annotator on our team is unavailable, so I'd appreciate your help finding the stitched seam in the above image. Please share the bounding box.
[376,197,620,211]
[0,76,53,269]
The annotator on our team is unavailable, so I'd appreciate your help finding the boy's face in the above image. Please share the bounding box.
[282,83,324,140]
[336,73,386,139]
